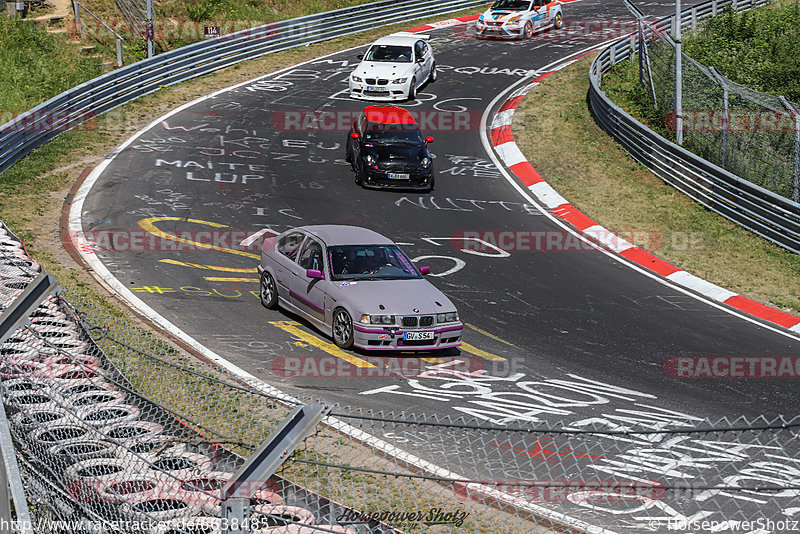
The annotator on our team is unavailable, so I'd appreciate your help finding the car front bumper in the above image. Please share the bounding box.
[349,80,410,101]
[361,167,433,190]
[475,24,525,38]
[352,323,463,351]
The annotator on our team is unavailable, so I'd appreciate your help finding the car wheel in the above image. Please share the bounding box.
[259,270,278,309]
[332,308,354,349]
[408,77,416,100]
[554,13,563,30]
[524,21,533,38]
[429,63,437,83]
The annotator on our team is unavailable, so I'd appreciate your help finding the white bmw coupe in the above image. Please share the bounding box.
[349,32,436,101]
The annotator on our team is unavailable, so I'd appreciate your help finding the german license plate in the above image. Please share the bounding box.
[388,173,410,180]
[404,331,434,341]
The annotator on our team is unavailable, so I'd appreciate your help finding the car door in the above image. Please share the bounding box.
[413,40,429,87]
[286,236,328,323]
[533,0,551,27]
[273,231,306,301]
[350,113,367,174]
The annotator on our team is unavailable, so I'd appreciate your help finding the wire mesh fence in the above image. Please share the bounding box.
[2,218,800,532]
[638,3,800,202]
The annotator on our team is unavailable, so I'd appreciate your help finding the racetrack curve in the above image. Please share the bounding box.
[71,0,800,530]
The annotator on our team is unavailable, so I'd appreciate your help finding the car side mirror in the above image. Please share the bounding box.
[419,266,430,275]
[350,132,360,139]
[416,57,425,63]
[357,54,364,60]
[306,269,324,279]
[425,136,434,143]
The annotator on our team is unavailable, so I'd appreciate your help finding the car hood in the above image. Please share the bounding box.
[365,143,427,163]
[481,8,530,22]
[330,278,457,316]
[354,62,415,80]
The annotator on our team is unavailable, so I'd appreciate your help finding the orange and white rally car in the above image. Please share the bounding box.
[475,0,563,39]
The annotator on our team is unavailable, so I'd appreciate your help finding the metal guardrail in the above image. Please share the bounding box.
[588,0,800,254]
[0,0,486,175]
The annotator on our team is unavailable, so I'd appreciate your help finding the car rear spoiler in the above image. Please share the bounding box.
[390,31,431,39]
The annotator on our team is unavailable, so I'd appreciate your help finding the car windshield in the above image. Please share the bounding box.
[364,126,423,145]
[329,245,421,281]
[364,44,413,63]
[491,0,531,10]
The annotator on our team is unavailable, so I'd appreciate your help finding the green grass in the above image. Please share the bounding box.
[0,18,102,111]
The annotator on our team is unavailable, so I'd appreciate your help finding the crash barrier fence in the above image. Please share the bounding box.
[589,0,800,254]
[72,1,125,67]
[0,0,487,175]
[2,218,800,533]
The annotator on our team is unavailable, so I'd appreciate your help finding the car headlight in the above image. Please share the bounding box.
[506,21,521,28]
[364,154,375,166]
[361,314,395,324]
[436,312,459,323]
[352,75,362,82]
[421,157,431,167]
[392,78,407,84]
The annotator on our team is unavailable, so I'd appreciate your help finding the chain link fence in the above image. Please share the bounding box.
[637,1,800,202]
[2,218,800,532]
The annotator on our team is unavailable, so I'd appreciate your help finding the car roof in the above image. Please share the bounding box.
[297,225,395,246]
[363,105,417,125]
[371,34,420,47]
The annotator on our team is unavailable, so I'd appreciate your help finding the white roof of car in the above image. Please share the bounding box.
[372,33,425,47]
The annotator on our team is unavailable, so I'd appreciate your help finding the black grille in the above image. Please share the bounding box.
[400,338,436,346]
[365,78,376,85]
[419,316,434,327]
[402,317,418,327]
[377,79,389,85]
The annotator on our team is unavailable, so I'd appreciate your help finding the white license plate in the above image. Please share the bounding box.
[388,173,410,180]
[404,331,434,341]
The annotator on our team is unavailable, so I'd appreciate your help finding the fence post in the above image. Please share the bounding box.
[146,0,154,58]
[691,7,697,29]
[116,38,123,66]
[674,8,684,145]
[712,0,717,15]
[780,96,800,203]
[709,67,729,167]
[73,1,83,37]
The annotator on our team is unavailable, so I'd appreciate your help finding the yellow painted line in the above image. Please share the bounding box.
[137,217,260,259]
[204,277,259,282]
[466,323,517,348]
[461,342,506,361]
[160,259,257,272]
[268,320,376,368]
[421,357,446,363]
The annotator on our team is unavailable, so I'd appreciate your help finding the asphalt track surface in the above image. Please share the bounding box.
[75,1,800,530]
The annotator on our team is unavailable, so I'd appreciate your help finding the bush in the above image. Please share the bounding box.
[684,3,800,101]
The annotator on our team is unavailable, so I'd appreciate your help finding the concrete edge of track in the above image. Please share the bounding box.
[66,16,612,534]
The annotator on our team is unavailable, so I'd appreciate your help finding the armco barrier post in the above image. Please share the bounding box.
[220,403,330,533]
